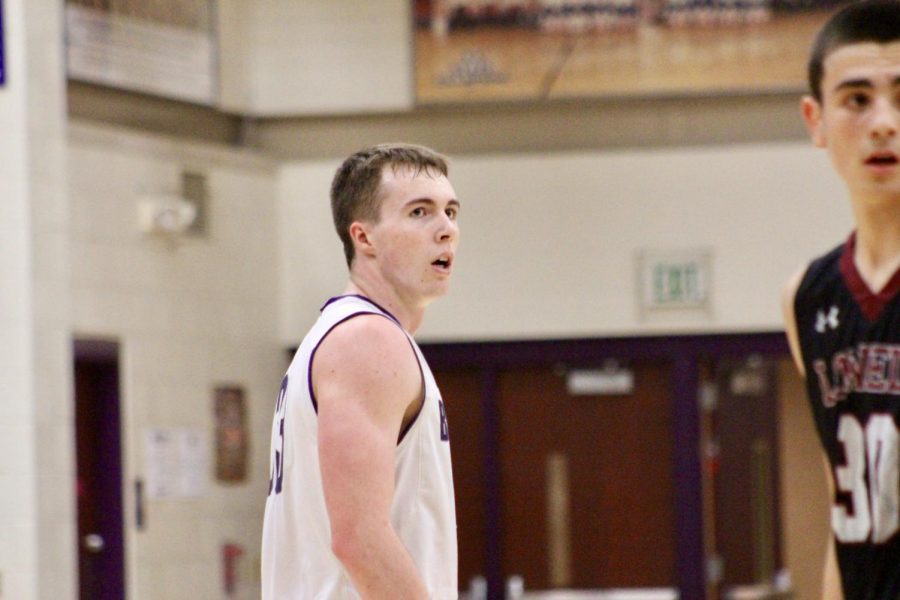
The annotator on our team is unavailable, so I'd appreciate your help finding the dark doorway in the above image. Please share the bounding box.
[74,339,126,600]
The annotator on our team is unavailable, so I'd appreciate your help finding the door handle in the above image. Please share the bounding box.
[83,533,105,553]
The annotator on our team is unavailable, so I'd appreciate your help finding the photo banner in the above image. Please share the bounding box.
[413,1,849,105]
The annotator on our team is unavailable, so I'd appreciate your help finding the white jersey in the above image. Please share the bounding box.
[261,295,458,600]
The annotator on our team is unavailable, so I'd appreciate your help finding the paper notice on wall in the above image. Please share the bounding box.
[144,427,209,499]
[177,428,208,497]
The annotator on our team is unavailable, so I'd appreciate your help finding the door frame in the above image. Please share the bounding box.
[421,331,789,600]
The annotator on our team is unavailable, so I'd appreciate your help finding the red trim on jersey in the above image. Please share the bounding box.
[839,231,900,322]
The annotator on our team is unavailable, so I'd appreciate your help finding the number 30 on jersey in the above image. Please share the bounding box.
[832,413,900,544]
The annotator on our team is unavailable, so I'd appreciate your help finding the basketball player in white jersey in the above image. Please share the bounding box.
[262,143,460,599]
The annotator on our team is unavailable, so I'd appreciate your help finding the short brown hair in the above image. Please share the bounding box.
[330,143,449,268]
[808,0,900,102]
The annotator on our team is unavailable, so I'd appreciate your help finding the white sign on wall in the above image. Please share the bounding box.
[638,248,712,315]
[144,427,209,500]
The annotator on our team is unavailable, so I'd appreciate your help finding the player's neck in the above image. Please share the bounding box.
[344,276,425,334]
[851,202,900,293]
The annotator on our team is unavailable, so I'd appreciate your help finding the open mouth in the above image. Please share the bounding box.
[432,257,452,270]
[866,152,898,166]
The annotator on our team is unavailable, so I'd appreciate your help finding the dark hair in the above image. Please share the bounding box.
[330,143,449,268]
[808,0,900,101]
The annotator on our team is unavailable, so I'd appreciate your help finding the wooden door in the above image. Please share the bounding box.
[711,358,783,592]
[497,360,677,590]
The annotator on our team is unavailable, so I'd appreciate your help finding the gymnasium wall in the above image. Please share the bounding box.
[0,1,852,598]
[68,122,283,600]
[279,141,852,343]
[217,0,413,116]
[0,1,74,598]
[0,0,38,592]
[60,125,849,600]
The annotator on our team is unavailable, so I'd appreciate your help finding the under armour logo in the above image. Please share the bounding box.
[815,306,839,333]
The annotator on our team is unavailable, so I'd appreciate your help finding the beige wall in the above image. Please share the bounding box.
[217,0,413,117]
[280,142,852,343]
[61,123,843,599]
[0,1,75,598]
[0,1,857,596]
[69,122,284,600]
[0,0,40,595]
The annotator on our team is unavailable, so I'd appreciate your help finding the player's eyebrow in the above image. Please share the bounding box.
[833,78,874,93]
[832,76,900,93]
[405,198,460,209]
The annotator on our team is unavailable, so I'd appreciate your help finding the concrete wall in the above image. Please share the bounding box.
[0,1,74,598]
[280,141,851,343]
[69,122,283,600]
[218,0,413,116]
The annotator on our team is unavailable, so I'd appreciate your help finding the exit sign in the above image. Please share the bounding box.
[639,249,712,312]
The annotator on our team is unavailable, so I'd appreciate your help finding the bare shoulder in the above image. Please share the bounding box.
[781,265,806,318]
[782,264,809,377]
[317,314,415,369]
[313,314,421,417]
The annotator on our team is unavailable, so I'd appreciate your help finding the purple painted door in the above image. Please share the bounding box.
[75,340,126,600]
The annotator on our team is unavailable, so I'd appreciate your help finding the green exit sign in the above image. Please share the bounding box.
[640,250,711,312]
[652,262,705,304]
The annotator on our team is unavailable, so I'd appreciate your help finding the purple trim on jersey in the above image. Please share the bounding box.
[307,307,426,444]
[840,231,900,322]
[320,295,402,327]
[398,340,426,442]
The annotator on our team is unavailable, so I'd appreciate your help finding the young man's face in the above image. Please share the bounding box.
[362,164,460,305]
[803,40,900,201]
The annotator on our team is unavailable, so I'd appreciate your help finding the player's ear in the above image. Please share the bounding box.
[801,96,826,148]
[349,221,375,257]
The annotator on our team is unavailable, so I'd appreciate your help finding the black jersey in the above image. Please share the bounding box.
[794,232,900,600]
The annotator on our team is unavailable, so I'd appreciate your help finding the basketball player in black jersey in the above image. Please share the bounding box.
[782,1,900,598]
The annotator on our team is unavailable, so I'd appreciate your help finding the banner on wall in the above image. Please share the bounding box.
[214,386,248,483]
[413,1,846,105]
[65,0,216,105]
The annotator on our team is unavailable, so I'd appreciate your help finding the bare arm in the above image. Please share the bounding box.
[781,266,806,378]
[784,267,843,599]
[313,315,428,600]
[821,456,843,600]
